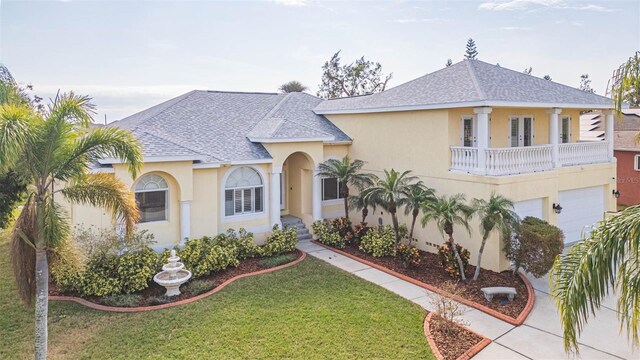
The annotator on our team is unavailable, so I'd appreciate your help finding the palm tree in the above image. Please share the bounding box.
[316,156,371,220]
[400,181,435,243]
[0,92,142,359]
[360,169,417,243]
[550,205,640,352]
[421,194,474,281]
[471,194,519,281]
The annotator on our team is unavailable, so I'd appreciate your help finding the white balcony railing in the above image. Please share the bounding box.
[485,145,554,176]
[450,141,610,176]
[559,141,610,166]
[450,147,478,173]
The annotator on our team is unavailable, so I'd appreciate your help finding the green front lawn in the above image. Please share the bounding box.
[0,231,434,359]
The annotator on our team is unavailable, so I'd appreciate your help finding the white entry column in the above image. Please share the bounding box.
[270,167,282,227]
[180,200,191,244]
[604,109,615,161]
[312,167,322,221]
[474,107,492,175]
[547,108,561,168]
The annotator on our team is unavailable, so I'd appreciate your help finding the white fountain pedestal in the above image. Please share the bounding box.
[153,250,192,297]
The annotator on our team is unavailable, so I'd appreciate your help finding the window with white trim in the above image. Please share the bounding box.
[135,174,168,223]
[224,167,264,216]
[322,177,343,201]
[560,116,571,143]
[635,154,640,171]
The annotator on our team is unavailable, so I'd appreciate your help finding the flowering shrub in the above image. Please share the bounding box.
[259,224,297,257]
[396,243,421,267]
[359,225,396,257]
[437,240,470,279]
[353,222,370,241]
[312,220,345,248]
[332,217,354,240]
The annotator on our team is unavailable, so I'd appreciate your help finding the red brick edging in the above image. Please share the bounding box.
[49,250,307,313]
[312,241,535,326]
[424,312,492,360]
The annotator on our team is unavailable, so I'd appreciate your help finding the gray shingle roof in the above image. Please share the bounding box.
[314,60,613,114]
[109,90,350,163]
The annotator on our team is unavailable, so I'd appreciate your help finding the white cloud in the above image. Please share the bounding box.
[499,26,532,30]
[269,0,307,6]
[389,18,445,24]
[479,0,614,12]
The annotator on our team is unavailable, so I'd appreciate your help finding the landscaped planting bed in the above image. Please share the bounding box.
[322,241,529,320]
[426,314,487,360]
[49,250,303,308]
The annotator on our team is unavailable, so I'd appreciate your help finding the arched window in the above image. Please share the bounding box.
[135,174,169,222]
[225,167,264,216]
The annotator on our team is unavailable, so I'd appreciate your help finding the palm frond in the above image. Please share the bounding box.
[52,126,142,181]
[550,205,640,352]
[0,104,36,171]
[60,173,140,237]
[10,197,37,305]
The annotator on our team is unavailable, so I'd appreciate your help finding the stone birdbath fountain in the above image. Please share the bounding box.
[153,250,192,297]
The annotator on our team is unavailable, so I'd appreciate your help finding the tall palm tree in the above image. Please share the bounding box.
[550,205,640,352]
[400,181,435,242]
[421,194,474,281]
[0,92,142,359]
[360,169,417,243]
[316,156,371,220]
[471,193,519,281]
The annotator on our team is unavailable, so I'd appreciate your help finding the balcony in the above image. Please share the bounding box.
[450,141,611,176]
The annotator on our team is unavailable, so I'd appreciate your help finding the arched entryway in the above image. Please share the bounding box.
[282,152,315,221]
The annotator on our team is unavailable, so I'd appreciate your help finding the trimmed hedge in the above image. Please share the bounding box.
[504,216,564,278]
[259,224,297,257]
[359,225,396,257]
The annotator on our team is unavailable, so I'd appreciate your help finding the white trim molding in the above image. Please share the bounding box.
[219,164,269,224]
[249,136,334,143]
[100,155,208,164]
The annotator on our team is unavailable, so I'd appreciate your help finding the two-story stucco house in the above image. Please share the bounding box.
[66,60,617,272]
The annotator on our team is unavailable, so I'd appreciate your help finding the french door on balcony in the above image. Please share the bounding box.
[509,116,534,147]
[461,116,490,147]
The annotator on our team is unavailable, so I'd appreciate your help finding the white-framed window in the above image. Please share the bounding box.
[509,115,534,147]
[135,174,169,223]
[560,116,571,143]
[322,177,343,201]
[224,167,264,216]
[460,115,490,147]
[634,154,640,171]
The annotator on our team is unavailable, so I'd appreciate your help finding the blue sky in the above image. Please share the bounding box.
[1,0,638,122]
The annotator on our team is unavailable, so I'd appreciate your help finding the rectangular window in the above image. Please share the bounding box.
[462,117,474,147]
[136,190,167,222]
[225,186,264,216]
[635,155,640,171]
[322,177,342,201]
[560,116,570,143]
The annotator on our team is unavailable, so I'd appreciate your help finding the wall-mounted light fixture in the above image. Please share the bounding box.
[612,189,621,198]
[552,203,563,214]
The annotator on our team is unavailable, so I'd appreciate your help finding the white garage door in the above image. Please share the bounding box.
[558,186,605,244]
[513,198,544,220]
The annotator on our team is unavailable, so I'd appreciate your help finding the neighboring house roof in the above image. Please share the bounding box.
[314,59,614,114]
[580,109,640,149]
[105,91,351,164]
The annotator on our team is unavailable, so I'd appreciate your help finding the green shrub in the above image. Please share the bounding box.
[396,243,421,267]
[259,224,297,257]
[211,228,258,260]
[180,237,240,278]
[50,238,85,292]
[398,224,409,241]
[100,294,142,307]
[353,223,371,240]
[183,279,214,296]
[312,220,345,248]
[359,225,396,257]
[332,217,354,240]
[145,295,173,306]
[437,240,470,279]
[504,216,564,278]
[258,253,298,268]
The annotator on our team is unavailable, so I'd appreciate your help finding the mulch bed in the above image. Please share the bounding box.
[337,243,528,319]
[428,314,484,360]
[49,251,302,307]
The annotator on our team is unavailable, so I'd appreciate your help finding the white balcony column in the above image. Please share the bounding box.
[179,200,191,244]
[312,167,322,221]
[474,107,492,175]
[547,108,562,168]
[604,109,615,161]
[269,167,282,228]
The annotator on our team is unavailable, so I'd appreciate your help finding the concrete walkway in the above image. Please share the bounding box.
[297,240,638,359]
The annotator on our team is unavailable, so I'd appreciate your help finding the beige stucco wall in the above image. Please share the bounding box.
[326,108,616,272]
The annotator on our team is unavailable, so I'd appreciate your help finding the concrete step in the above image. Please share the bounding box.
[297,233,313,241]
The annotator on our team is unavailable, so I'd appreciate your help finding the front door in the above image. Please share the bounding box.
[509,116,534,147]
